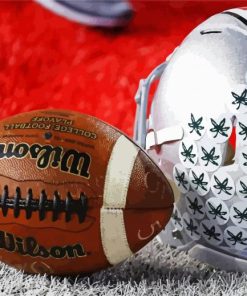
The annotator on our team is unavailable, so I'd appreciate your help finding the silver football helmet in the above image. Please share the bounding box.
[134,8,247,271]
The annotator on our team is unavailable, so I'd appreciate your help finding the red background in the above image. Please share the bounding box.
[0,1,246,136]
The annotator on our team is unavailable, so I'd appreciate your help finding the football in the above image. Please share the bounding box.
[0,109,173,275]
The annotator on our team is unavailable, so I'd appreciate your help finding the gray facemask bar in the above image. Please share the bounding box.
[134,62,167,149]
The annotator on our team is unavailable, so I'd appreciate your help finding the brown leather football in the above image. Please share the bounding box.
[0,109,173,275]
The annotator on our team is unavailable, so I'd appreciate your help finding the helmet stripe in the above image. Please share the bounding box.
[223,11,247,26]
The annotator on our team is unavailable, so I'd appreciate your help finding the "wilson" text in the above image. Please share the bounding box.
[0,143,91,178]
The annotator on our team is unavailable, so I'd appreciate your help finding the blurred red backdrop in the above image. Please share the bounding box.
[0,1,246,136]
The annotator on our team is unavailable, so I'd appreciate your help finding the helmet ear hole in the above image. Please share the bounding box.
[224,127,236,166]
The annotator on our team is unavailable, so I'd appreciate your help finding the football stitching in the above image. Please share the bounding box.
[0,186,88,223]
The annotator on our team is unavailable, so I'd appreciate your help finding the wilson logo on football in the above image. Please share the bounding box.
[0,142,91,178]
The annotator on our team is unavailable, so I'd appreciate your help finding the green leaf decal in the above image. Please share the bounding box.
[186,196,204,215]
[227,230,247,246]
[233,207,247,224]
[188,113,204,136]
[174,167,189,190]
[213,175,233,195]
[184,218,199,236]
[208,202,227,220]
[210,118,230,138]
[201,146,219,166]
[191,170,208,191]
[231,89,247,110]
[202,223,221,241]
[239,180,247,198]
[239,121,247,141]
[181,142,196,164]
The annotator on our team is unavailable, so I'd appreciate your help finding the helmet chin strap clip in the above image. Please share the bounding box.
[146,125,184,150]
